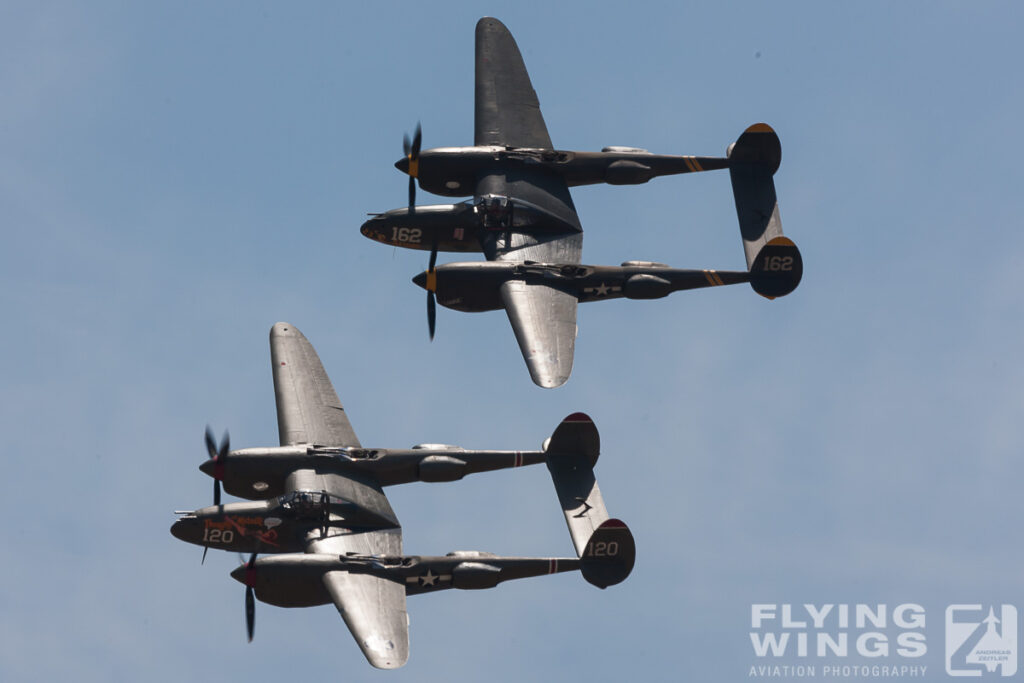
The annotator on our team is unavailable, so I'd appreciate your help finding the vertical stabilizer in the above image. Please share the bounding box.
[728,125,802,298]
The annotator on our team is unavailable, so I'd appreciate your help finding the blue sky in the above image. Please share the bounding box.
[2,2,1023,681]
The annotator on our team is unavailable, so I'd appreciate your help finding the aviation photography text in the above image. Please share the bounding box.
[749,603,928,679]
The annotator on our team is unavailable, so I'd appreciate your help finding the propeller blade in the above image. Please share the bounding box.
[244,552,257,642]
[402,123,422,212]
[411,122,421,159]
[201,546,209,565]
[427,292,436,341]
[204,427,217,460]
[205,428,229,507]
[245,586,255,642]
[426,235,438,341]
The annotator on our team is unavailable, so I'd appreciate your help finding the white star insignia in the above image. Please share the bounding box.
[420,570,438,586]
[595,282,609,296]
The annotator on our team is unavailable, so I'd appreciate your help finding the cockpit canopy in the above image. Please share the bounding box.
[477,194,512,228]
[276,489,344,517]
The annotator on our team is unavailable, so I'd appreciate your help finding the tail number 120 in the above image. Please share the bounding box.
[586,540,619,557]
[202,528,235,544]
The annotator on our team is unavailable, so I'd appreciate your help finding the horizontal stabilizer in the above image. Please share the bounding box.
[728,124,787,272]
[579,519,635,588]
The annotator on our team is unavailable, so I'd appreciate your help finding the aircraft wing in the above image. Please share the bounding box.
[475,17,552,149]
[270,322,361,448]
[307,529,408,669]
[473,19,583,387]
[474,16,582,233]
[292,466,406,669]
[499,276,578,388]
[478,207,583,389]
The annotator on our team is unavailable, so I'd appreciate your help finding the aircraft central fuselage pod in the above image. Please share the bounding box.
[361,193,580,253]
[171,489,398,554]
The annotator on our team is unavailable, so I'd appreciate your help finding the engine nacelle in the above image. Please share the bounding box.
[416,262,512,313]
[451,561,502,589]
[418,455,468,482]
[231,555,335,607]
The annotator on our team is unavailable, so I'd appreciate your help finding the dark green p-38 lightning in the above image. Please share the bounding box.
[362,18,802,388]
[172,323,634,669]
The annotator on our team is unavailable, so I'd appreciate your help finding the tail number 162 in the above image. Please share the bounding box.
[392,227,422,244]
[763,255,793,272]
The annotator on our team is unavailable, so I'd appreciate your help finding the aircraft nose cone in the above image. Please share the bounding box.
[229,564,247,585]
[412,271,428,289]
[199,459,214,477]
[170,516,200,544]
[395,157,410,174]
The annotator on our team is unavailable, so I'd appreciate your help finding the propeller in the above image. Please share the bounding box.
[244,552,257,642]
[399,123,440,339]
[402,123,422,211]
[204,427,230,507]
[426,234,438,340]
